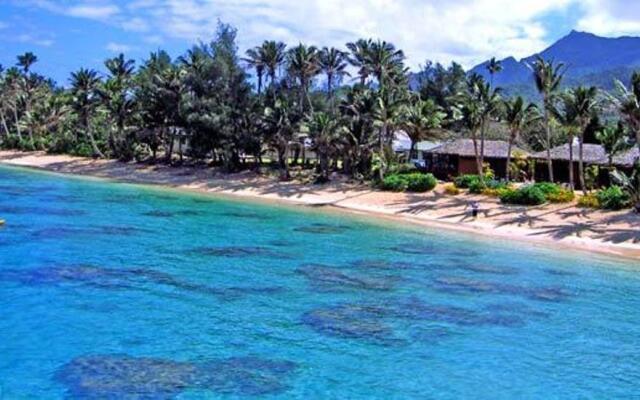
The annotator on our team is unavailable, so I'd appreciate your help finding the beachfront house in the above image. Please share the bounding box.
[531,144,640,188]
[422,139,530,179]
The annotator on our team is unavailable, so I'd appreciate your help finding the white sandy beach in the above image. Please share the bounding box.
[1,150,638,260]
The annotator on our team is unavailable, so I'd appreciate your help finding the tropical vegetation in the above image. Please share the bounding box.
[0,22,639,210]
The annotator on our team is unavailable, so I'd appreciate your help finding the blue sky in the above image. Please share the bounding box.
[1,0,639,85]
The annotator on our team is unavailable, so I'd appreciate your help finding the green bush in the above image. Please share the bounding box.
[469,179,509,195]
[546,188,575,203]
[444,183,460,195]
[381,173,437,193]
[454,174,482,189]
[500,185,547,205]
[381,174,407,192]
[468,179,486,194]
[405,173,437,192]
[390,163,418,175]
[596,186,631,210]
[71,143,94,158]
[532,182,562,197]
[577,193,600,208]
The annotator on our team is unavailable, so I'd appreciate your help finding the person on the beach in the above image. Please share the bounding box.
[470,201,480,218]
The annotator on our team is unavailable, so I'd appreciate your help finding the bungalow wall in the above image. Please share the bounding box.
[533,160,614,189]
[424,154,509,179]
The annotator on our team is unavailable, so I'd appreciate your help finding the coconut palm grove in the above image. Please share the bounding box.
[0,22,639,208]
[2,17,640,399]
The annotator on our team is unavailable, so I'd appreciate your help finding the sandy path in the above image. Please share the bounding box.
[1,150,638,260]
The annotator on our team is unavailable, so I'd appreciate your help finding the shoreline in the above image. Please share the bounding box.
[1,150,639,261]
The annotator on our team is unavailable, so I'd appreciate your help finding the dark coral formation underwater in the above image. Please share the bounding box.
[56,354,298,399]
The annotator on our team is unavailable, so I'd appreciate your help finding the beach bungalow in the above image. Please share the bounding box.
[531,144,640,188]
[392,131,442,162]
[423,139,529,179]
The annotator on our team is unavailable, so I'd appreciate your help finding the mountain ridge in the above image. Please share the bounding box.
[468,30,640,95]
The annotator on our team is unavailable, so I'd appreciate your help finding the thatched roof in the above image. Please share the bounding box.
[532,144,606,164]
[532,144,640,167]
[610,147,640,167]
[427,139,529,159]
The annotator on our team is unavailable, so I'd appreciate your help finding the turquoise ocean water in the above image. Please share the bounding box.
[0,165,639,399]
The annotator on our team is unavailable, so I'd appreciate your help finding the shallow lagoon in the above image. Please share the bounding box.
[1,165,639,399]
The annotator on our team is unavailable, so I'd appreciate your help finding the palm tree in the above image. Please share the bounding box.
[570,86,600,193]
[372,87,406,181]
[69,68,104,157]
[614,72,640,147]
[100,54,136,158]
[460,82,485,177]
[17,52,38,74]
[318,47,349,109]
[346,39,373,86]
[596,123,631,168]
[263,97,297,180]
[551,91,580,190]
[503,96,538,182]
[339,86,377,178]
[531,56,565,182]
[260,41,287,91]
[105,53,135,80]
[308,112,340,182]
[15,52,41,145]
[243,47,265,95]
[401,97,446,160]
[365,40,405,89]
[287,44,320,113]
[486,57,502,89]
[462,74,501,177]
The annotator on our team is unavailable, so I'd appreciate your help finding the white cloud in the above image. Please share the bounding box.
[143,35,164,44]
[134,0,573,69]
[66,4,120,20]
[106,42,134,53]
[14,33,54,47]
[576,1,640,37]
[24,0,640,69]
[121,17,149,32]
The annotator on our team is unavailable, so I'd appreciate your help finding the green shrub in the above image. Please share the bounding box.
[405,173,437,192]
[468,179,486,194]
[546,188,575,203]
[71,143,94,158]
[390,163,418,175]
[532,182,562,197]
[454,174,481,189]
[444,183,460,195]
[381,174,407,192]
[381,173,437,193]
[500,185,546,205]
[577,193,600,208]
[596,186,631,210]
[470,179,509,195]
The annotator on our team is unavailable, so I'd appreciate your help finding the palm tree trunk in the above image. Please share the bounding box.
[568,136,574,190]
[12,107,22,140]
[378,124,386,181]
[257,72,263,96]
[480,119,486,172]
[409,140,417,161]
[165,128,175,164]
[506,134,514,182]
[472,132,483,178]
[578,133,586,194]
[87,128,104,158]
[544,109,554,182]
[0,109,10,137]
